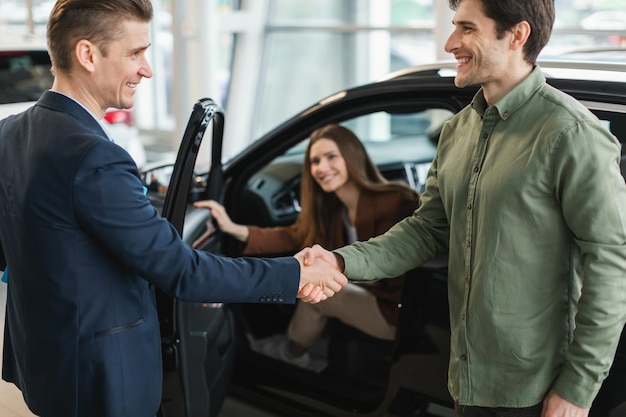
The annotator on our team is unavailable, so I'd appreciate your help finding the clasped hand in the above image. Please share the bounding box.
[294,244,345,303]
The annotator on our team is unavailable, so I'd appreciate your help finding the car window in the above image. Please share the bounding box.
[240,109,454,227]
[285,108,452,159]
[0,50,52,104]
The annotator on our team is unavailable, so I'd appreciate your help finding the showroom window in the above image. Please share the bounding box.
[255,0,437,136]
[252,0,626,141]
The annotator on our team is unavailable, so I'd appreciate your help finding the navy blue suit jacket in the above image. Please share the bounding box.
[0,91,299,417]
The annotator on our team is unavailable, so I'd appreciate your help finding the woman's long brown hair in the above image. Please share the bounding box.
[294,124,418,248]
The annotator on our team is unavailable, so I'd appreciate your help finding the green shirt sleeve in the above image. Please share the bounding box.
[335,153,450,280]
[549,119,626,407]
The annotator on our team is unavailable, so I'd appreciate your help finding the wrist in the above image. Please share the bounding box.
[333,252,345,272]
[233,224,249,242]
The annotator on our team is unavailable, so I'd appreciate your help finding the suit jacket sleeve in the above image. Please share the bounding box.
[72,141,299,303]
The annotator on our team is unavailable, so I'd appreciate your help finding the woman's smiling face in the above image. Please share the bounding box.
[309,138,351,193]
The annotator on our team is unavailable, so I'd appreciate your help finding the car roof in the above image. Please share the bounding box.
[380,59,626,83]
[224,58,626,173]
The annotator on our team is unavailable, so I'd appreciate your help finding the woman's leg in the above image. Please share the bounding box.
[287,282,395,355]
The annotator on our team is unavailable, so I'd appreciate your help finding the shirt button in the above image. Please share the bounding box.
[467,204,472,210]
[460,354,467,361]
[466,240,471,247]
[482,133,488,139]
[473,166,479,173]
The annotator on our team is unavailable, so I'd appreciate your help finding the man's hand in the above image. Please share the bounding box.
[298,244,340,270]
[296,282,326,303]
[542,390,589,417]
[294,245,347,303]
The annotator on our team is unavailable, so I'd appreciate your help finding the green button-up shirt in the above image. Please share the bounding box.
[335,66,626,408]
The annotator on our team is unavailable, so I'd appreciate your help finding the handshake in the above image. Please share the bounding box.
[293,244,347,304]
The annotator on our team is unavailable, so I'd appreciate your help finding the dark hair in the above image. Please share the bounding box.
[47,0,153,73]
[448,0,554,65]
[296,124,418,248]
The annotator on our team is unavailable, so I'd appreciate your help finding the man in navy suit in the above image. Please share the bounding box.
[0,1,346,416]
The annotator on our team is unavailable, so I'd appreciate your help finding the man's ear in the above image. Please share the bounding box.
[510,21,531,51]
[75,39,97,72]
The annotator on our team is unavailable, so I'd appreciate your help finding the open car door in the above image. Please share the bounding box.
[157,98,235,417]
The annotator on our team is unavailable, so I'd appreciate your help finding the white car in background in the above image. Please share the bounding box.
[0,31,147,168]
[580,11,626,31]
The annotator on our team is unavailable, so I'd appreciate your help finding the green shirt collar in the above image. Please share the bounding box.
[470,66,546,120]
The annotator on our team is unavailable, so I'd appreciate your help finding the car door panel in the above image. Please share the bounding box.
[158,98,235,417]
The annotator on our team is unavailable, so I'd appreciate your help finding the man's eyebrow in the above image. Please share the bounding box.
[133,43,152,53]
[452,19,476,27]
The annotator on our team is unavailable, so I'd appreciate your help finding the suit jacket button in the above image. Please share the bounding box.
[272,295,278,302]
[259,296,266,302]
[278,295,284,302]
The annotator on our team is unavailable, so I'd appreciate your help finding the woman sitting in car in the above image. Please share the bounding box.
[195,123,420,371]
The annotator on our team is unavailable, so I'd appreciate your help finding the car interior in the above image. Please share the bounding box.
[181,108,464,414]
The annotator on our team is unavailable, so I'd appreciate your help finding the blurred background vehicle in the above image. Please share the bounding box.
[0,30,147,168]
[581,11,626,31]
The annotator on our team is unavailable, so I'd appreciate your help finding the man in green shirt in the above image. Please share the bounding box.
[302,0,626,416]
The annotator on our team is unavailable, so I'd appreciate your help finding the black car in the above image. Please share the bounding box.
[144,61,626,417]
